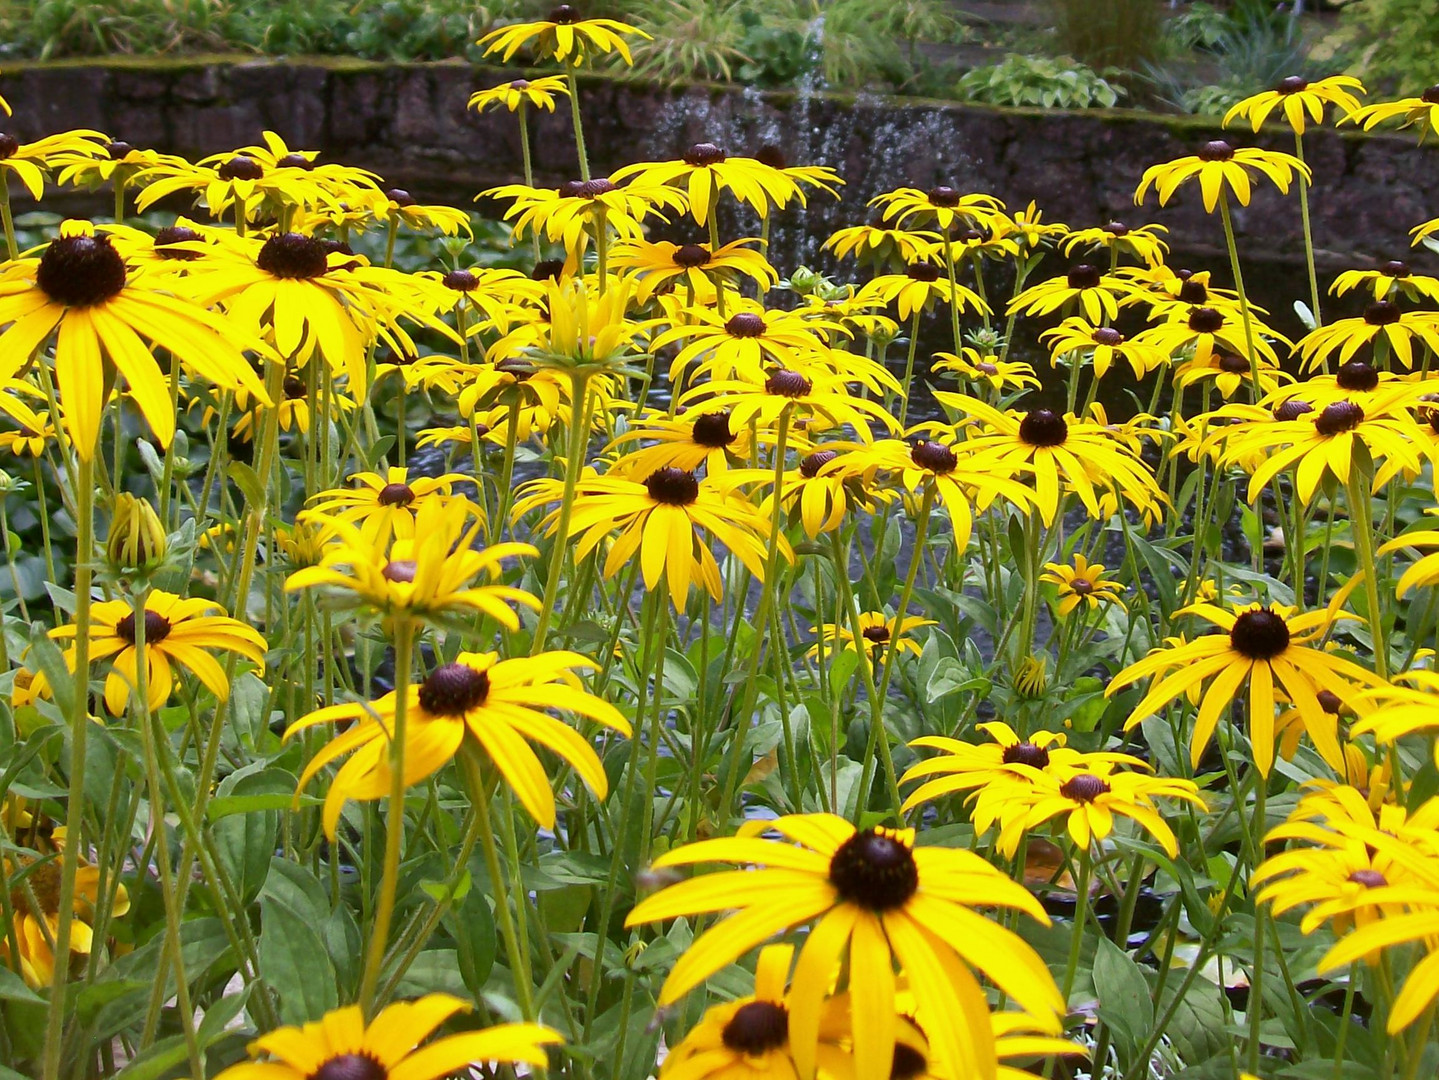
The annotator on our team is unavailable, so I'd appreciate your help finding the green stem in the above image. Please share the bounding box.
[1347,469,1388,680]
[358,616,414,1015]
[530,372,591,654]
[566,70,590,182]
[898,309,922,429]
[0,173,18,261]
[1246,776,1268,1074]
[1217,193,1264,402]
[1294,132,1322,330]
[1061,846,1092,1008]
[40,453,94,1080]
[518,101,541,264]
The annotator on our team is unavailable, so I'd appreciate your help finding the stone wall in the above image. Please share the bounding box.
[2,57,1435,267]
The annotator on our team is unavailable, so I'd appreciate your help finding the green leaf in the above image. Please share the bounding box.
[228,463,266,511]
[1093,936,1152,1064]
[0,965,43,1003]
[260,894,339,1024]
[211,768,291,905]
[1160,973,1229,1067]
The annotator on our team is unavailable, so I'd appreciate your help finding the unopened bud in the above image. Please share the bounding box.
[107,493,167,573]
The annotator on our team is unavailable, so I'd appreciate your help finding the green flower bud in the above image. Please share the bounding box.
[107,493,167,574]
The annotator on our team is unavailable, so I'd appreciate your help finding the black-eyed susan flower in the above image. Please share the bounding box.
[608,409,757,477]
[0,127,108,200]
[1331,259,1439,305]
[1061,221,1169,268]
[213,994,562,1080]
[469,75,571,114]
[0,220,270,455]
[1350,670,1439,760]
[287,499,539,623]
[1134,304,1287,369]
[303,466,482,546]
[1040,554,1124,616]
[994,200,1069,250]
[934,393,1164,526]
[1007,263,1128,324]
[970,760,1205,857]
[34,590,266,715]
[931,348,1039,393]
[626,813,1062,1080]
[1040,318,1169,380]
[1295,299,1439,370]
[613,143,814,226]
[610,238,776,304]
[806,611,935,662]
[2,851,128,988]
[857,258,989,321]
[486,177,687,257]
[1135,140,1309,213]
[822,224,941,267]
[683,369,898,443]
[515,466,780,610]
[1225,75,1366,134]
[869,186,1004,233]
[478,5,650,66]
[753,446,882,538]
[288,649,628,835]
[653,303,831,382]
[368,187,473,239]
[900,722,1147,812]
[1346,84,1439,142]
[1108,601,1384,776]
[1171,346,1287,400]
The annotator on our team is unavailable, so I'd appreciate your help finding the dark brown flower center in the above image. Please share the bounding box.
[910,439,957,473]
[106,140,134,159]
[691,411,735,448]
[1019,408,1068,447]
[861,625,891,644]
[1364,301,1401,326]
[1188,307,1226,334]
[1059,772,1111,802]
[645,467,700,506]
[828,828,919,911]
[311,1051,388,1080]
[418,662,491,715]
[1092,327,1124,347]
[799,449,837,478]
[496,357,536,380]
[37,234,128,308]
[1336,360,1379,392]
[217,154,263,181]
[1103,220,1130,237]
[115,609,172,645]
[549,3,580,23]
[558,178,616,199]
[1218,352,1250,374]
[1071,577,1095,595]
[153,225,204,261]
[1066,264,1101,290]
[257,233,330,280]
[1272,399,1313,422]
[673,244,711,268]
[683,142,727,167]
[1002,741,1050,769]
[725,312,767,338]
[1197,140,1235,162]
[927,186,960,208]
[906,259,942,282]
[1348,869,1387,888]
[1229,607,1290,660]
[1178,279,1210,304]
[891,1043,928,1080]
[386,188,415,207]
[442,269,478,292]
[1278,75,1308,94]
[11,859,62,917]
[283,375,307,399]
[532,259,565,281]
[1380,260,1411,278]
[721,1001,789,1055]
[1315,401,1364,436]
[0,133,17,160]
[1423,85,1439,105]
[277,152,312,169]
[976,361,999,375]
[1317,689,1342,714]
[754,144,787,169]
[377,482,416,507]
[765,369,811,398]
[382,559,417,582]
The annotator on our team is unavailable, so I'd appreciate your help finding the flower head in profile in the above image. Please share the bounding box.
[478,4,650,66]
[1135,140,1309,212]
[1041,318,1169,380]
[1061,221,1169,268]
[3,849,129,988]
[303,466,482,546]
[613,142,823,225]
[33,590,266,716]
[858,258,989,321]
[468,75,571,113]
[0,127,108,199]
[1108,601,1383,776]
[1331,259,1439,305]
[653,303,831,382]
[608,408,758,477]
[213,994,561,1080]
[1295,299,1439,371]
[287,650,628,836]
[1008,263,1129,323]
[1224,75,1366,134]
[627,813,1061,1080]
[822,224,941,268]
[1346,84,1439,142]
[807,611,935,662]
[869,186,1005,233]
[931,348,1039,393]
[1040,554,1124,617]
[610,237,776,304]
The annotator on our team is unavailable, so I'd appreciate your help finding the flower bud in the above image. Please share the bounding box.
[107,493,167,573]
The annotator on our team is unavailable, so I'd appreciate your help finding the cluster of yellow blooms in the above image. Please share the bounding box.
[9,6,1439,1080]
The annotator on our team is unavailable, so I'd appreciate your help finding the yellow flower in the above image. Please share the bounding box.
[478,6,650,66]
[653,303,832,382]
[806,611,935,662]
[3,852,129,988]
[857,258,989,321]
[823,225,941,267]
[1008,263,1129,323]
[1040,554,1124,616]
[287,650,628,835]
[1040,318,1170,379]
[1295,299,1439,370]
[869,186,1005,232]
[613,143,822,225]
[0,128,108,199]
[931,349,1039,393]
[303,466,482,546]
[684,370,899,444]
[1134,303,1287,369]
[214,994,561,1080]
[484,179,686,267]
[1108,602,1384,776]
[1134,140,1309,213]
[468,75,571,113]
[36,590,266,715]
[609,237,776,304]
[608,408,758,477]
[1331,259,1439,305]
[626,813,1061,1080]
[1347,86,1439,142]
[1224,75,1366,133]
[0,220,270,456]
[1061,221,1169,268]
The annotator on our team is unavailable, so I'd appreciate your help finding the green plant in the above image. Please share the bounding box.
[1339,0,1439,95]
[1051,0,1164,71]
[955,53,1125,108]
[624,0,752,84]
